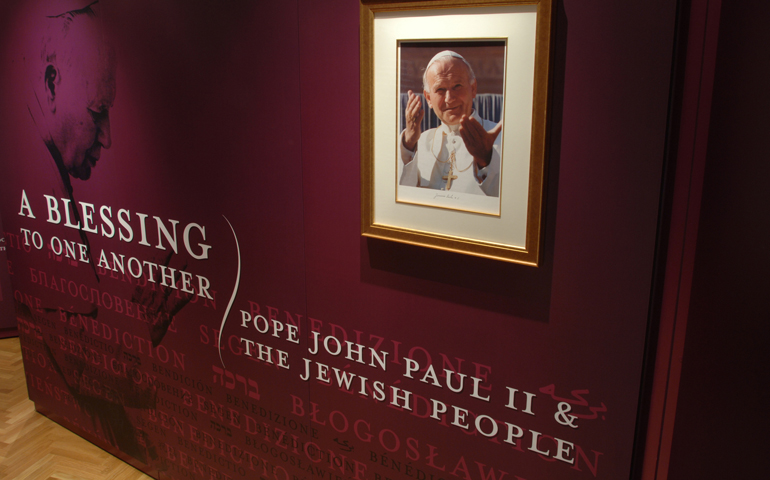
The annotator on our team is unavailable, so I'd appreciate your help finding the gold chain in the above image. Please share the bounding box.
[430,132,474,172]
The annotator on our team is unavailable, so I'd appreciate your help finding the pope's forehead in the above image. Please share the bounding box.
[63,21,116,84]
[426,57,471,81]
[66,22,114,66]
[65,42,117,107]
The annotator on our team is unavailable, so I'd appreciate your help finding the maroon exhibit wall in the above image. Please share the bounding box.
[666,1,769,478]
[0,1,681,480]
[0,213,18,337]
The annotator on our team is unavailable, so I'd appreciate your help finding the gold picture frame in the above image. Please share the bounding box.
[361,0,553,266]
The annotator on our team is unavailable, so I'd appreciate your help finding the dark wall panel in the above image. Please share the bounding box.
[668,1,770,478]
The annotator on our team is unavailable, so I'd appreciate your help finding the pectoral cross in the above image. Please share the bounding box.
[442,150,459,190]
[443,167,458,190]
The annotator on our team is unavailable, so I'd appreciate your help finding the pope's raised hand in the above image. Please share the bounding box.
[459,115,503,168]
[402,90,424,154]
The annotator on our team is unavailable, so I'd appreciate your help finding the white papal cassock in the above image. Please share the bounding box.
[398,110,501,197]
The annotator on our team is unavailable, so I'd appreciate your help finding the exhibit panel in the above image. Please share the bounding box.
[0,1,313,478]
[0,1,689,479]
[299,1,677,480]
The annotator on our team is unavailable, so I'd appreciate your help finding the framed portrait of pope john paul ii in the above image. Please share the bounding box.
[361,0,552,266]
